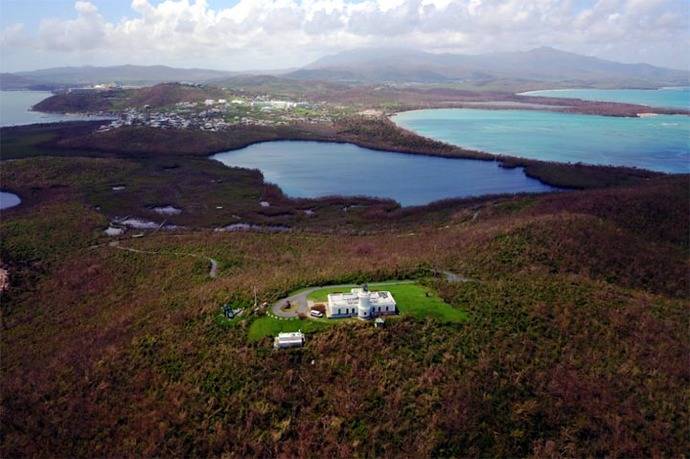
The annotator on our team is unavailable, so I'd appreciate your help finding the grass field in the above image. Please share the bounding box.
[308,282,468,323]
[247,316,332,342]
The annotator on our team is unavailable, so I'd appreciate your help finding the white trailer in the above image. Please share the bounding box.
[273,331,305,349]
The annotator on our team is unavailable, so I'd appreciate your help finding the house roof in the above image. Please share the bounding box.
[328,288,396,308]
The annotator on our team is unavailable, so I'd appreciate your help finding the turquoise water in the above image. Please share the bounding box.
[212,141,558,206]
[0,90,110,127]
[393,109,690,173]
[0,192,21,210]
[520,87,690,110]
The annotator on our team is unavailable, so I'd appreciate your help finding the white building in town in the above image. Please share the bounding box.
[326,285,397,320]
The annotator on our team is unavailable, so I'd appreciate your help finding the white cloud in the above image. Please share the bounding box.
[1,0,688,70]
[0,23,28,48]
[75,1,98,15]
[38,1,107,52]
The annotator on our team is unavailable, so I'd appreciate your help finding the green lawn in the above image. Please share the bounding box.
[249,282,466,342]
[308,282,467,323]
[247,316,332,342]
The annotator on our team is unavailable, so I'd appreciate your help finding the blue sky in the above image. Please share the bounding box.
[0,0,264,33]
[1,0,241,27]
[1,1,127,28]
[1,0,688,72]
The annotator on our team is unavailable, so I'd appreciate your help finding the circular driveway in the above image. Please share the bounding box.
[271,287,318,318]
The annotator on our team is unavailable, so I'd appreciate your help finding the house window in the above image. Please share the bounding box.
[338,308,341,315]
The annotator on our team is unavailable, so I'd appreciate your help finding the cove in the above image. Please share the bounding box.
[0,192,21,210]
[211,141,557,207]
[392,108,690,174]
[0,90,112,127]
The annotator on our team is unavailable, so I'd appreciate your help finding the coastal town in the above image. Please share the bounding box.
[67,84,339,132]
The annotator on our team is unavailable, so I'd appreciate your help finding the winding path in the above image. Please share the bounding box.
[434,270,475,283]
[108,241,219,279]
[209,258,219,278]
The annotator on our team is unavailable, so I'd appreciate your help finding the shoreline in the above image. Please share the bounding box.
[1,117,669,193]
[210,140,566,207]
[389,99,690,118]
[387,108,688,173]
[1,118,687,236]
[516,87,690,113]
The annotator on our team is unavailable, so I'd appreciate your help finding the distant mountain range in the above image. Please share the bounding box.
[1,47,688,90]
[0,65,236,90]
[288,47,690,86]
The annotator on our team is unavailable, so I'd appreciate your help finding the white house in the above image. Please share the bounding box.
[273,331,305,349]
[326,286,396,320]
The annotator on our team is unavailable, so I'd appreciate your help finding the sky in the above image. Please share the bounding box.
[1,0,688,72]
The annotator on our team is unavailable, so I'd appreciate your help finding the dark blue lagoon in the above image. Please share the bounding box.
[393,108,690,173]
[211,141,557,206]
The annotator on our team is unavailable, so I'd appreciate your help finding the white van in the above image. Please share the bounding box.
[310,310,324,318]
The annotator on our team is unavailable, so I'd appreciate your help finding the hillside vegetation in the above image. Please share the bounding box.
[31,83,228,113]
[1,153,688,456]
[2,120,664,195]
[32,80,690,117]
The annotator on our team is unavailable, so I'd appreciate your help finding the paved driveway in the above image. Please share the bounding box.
[271,284,356,318]
[271,287,319,318]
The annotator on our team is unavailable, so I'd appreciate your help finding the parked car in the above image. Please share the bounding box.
[310,310,324,318]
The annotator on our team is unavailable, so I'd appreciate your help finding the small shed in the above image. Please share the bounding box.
[274,331,305,349]
[374,318,385,328]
